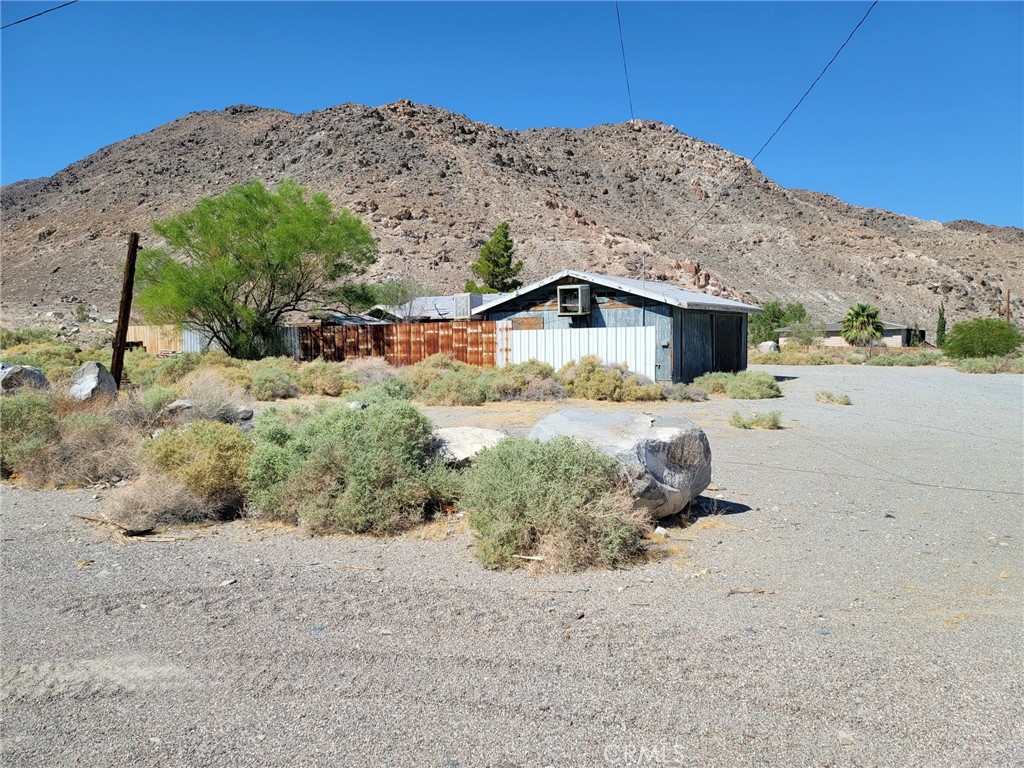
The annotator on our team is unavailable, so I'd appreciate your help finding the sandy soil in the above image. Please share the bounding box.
[1,365,1021,767]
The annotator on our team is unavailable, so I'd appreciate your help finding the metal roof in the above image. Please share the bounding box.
[471,269,763,315]
[375,292,516,322]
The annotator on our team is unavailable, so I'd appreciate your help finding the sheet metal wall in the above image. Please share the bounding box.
[484,280,674,380]
[499,325,657,380]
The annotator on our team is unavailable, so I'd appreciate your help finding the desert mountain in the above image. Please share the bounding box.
[2,100,1021,327]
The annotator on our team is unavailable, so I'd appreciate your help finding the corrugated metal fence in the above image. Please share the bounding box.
[299,321,498,367]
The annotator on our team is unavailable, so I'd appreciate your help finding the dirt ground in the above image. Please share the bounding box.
[1,365,1021,767]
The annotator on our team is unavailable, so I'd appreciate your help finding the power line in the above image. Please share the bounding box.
[614,1,636,122]
[1,0,79,31]
[614,1,655,282]
[661,0,880,257]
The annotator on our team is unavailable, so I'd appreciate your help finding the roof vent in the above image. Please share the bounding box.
[557,284,591,316]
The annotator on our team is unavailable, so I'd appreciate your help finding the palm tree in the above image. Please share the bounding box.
[841,302,884,350]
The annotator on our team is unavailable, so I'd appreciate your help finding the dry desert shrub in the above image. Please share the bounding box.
[556,355,663,402]
[103,474,208,533]
[461,436,650,572]
[339,357,398,386]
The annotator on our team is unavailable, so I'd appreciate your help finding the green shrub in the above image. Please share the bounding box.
[0,392,59,476]
[693,371,781,399]
[351,376,415,403]
[0,327,54,347]
[942,318,1023,359]
[816,391,852,405]
[297,362,361,397]
[2,340,81,380]
[952,355,1024,374]
[151,352,207,386]
[557,356,664,402]
[421,369,489,406]
[400,354,464,393]
[663,384,708,402]
[250,369,299,400]
[724,371,781,399]
[142,421,252,506]
[729,410,783,429]
[138,385,181,414]
[864,351,944,367]
[460,436,649,571]
[245,399,455,535]
[691,372,731,394]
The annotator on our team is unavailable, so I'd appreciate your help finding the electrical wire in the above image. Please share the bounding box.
[660,0,880,257]
[615,1,655,282]
[1,0,79,31]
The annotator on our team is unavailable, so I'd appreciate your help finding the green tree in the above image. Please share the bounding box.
[465,221,523,293]
[936,303,947,347]
[942,318,1023,358]
[841,302,884,349]
[749,301,810,345]
[137,181,376,359]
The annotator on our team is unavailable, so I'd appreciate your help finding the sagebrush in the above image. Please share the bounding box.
[460,436,649,572]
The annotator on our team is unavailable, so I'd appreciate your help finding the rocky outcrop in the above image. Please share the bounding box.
[2,101,1020,326]
[529,409,712,519]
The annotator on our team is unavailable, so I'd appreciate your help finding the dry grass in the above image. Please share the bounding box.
[729,410,783,429]
[816,390,853,405]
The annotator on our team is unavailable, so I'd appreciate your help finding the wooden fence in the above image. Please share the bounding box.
[298,321,501,367]
[126,325,182,355]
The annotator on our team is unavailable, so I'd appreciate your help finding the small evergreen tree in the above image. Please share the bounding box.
[465,222,523,293]
[936,303,947,348]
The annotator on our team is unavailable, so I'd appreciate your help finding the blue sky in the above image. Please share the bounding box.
[2,1,1022,227]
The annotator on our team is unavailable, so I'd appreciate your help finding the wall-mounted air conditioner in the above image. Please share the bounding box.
[557,284,591,316]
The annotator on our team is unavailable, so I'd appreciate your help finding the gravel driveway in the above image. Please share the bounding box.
[2,365,1021,767]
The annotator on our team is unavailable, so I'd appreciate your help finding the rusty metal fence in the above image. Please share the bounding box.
[298,321,501,367]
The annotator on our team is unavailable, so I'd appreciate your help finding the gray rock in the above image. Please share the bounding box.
[231,405,254,423]
[347,401,367,410]
[758,341,780,354]
[69,361,117,400]
[158,399,197,421]
[433,426,505,468]
[528,409,712,519]
[0,363,51,393]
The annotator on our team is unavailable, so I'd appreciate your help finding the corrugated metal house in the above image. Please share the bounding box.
[472,270,762,382]
[777,321,925,348]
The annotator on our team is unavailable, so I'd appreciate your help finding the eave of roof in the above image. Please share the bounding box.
[471,269,763,315]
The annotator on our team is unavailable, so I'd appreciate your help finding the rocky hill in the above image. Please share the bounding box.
[3,100,1021,328]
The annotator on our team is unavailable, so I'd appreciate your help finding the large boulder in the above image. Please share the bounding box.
[758,341,780,354]
[528,410,711,519]
[433,426,505,468]
[68,361,117,400]
[0,363,50,393]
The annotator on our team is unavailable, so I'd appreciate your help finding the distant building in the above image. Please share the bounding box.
[472,269,762,382]
[777,321,926,348]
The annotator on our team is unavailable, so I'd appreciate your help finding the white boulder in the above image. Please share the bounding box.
[68,361,117,400]
[528,409,712,519]
[433,426,505,468]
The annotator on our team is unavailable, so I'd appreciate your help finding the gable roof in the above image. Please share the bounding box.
[471,269,763,315]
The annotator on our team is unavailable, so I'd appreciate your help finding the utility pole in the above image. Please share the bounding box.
[110,233,139,389]
[1006,289,1012,325]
